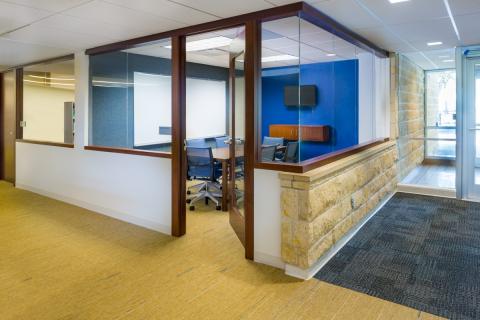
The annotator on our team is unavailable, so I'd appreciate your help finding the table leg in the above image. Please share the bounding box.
[222,160,228,211]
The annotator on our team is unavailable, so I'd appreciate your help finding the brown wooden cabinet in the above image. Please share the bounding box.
[269,124,330,142]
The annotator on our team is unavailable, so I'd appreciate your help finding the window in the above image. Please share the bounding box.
[425,69,456,159]
[259,15,389,163]
[22,57,75,144]
[89,39,172,153]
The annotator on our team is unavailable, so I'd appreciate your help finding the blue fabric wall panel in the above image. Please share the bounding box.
[261,60,358,161]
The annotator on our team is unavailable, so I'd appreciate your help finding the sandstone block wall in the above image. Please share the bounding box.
[396,55,425,180]
[280,142,398,269]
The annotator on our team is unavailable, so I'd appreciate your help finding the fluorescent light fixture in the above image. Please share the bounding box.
[261,54,298,62]
[443,59,454,63]
[165,36,232,52]
[326,53,336,57]
[23,79,74,86]
[28,75,75,81]
[427,41,443,46]
[389,0,410,3]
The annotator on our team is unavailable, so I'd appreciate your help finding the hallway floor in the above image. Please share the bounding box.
[0,182,441,319]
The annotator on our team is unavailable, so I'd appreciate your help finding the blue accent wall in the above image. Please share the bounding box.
[90,52,229,148]
[261,60,359,160]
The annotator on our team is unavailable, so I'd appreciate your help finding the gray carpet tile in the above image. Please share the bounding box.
[314,192,480,320]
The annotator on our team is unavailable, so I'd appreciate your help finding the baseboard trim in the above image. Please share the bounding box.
[285,192,396,280]
[15,183,171,235]
[397,183,456,198]
[254,251,285,270]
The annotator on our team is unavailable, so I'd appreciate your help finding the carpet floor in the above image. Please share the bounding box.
[315,192,480,320]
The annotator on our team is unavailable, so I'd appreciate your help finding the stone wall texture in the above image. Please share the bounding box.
[280,142,398,269]
[396,54,425,180]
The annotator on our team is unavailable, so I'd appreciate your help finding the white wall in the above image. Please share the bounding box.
[358,54,390,143]
[23,84,74,142]
[15,52,172,234]
[254,169,284,269]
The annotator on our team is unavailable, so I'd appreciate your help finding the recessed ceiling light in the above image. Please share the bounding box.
[389,0,410,3]
[427,41,443,46]
[261,55,298,62]
[326,53,336,57]
[165,36,232,52]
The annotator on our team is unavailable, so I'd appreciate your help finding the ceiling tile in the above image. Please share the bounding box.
[3,0,91,12]
[102,0,218,25]
[360,0,447,25]
[388,18,458,44]
[454,12,480,46]
[168,0,273,18]
[0,37,71,67]
[0,1,51,34]
[3,24,113,50]
[63,0,185,35]
[311,0,383,29]
[449,0,480,16]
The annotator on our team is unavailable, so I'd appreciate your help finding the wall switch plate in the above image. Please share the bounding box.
[20,121,26,127]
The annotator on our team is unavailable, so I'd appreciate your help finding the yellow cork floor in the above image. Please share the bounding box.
[0,181,443,319]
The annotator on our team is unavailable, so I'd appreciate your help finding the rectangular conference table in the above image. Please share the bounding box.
[212,145,244,211]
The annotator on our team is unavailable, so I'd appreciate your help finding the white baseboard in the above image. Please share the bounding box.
[254,251,285,270]
[397,183,456,198]
[15,183,171,235]
[285,192,396,280]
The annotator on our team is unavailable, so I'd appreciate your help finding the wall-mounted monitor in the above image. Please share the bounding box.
[284,85,317,107]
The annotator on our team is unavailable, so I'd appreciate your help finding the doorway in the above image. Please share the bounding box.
[183,25,252,258]
[1,70,17,183]
[462,56,480,199]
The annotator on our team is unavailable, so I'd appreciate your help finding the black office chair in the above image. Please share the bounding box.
[261,145,276,162]
[186,147,222,211]
[282,141,299,163]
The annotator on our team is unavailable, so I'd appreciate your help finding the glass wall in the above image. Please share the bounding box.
[425,69,456,159]
[259,15,385,163]
[23,58,75,143]
[89,38,172,153]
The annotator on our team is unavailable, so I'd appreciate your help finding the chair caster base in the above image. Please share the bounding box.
[216,205,221,211]
[189,206,195,211]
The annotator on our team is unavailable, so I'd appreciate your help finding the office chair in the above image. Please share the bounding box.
[263,136,285,160]
[186,138,207,147]
[215,136,229,148]
[186,147,222,211]
[282,141,299,163]
[263,136,284,147]
[261,145,276,162]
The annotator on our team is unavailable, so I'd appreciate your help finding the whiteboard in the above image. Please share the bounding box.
[186,78,227,139]
[134,72,172,146]
[134,72,227,146]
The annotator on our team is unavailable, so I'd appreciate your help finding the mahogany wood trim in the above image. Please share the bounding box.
[171,35,187,237]
[242,20,260,260]
[4,54,75,72]
[85,3,303,55]
[0,73,3,180]
[84,145,171,158]
[17,139,74,148]
[15,68,23,140]
[254,138,390,173]
[300,2,388,58]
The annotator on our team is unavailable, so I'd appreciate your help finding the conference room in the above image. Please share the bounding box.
[86,13,388,233]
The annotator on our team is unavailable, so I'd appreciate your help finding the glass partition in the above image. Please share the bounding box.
[425,69,456,159]
[23,58,75,144]
[259,15,386,163]
[89,38,172,153]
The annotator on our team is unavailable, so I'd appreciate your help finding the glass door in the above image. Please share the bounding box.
[228,51,246,245]
[464,57,480,199]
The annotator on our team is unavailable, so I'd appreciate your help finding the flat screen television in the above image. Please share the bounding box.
[284,85,317,107]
